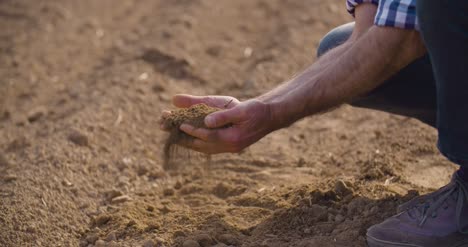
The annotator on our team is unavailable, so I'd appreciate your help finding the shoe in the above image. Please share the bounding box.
[366,172,468,247]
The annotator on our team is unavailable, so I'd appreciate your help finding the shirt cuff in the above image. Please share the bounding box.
[374,0,419,30]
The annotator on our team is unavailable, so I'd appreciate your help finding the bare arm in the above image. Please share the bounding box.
[259,5,426,129]
[167,4,426,154]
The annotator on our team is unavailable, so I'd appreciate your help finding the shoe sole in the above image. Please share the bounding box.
[367,235,421,247]
[367,235,468,247]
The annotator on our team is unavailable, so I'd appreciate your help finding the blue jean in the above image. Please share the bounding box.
[317,0,468,166]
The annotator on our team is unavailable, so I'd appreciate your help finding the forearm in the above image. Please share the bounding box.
[258,26,426,130]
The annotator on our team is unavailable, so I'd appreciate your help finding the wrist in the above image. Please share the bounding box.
[256,94,300,131]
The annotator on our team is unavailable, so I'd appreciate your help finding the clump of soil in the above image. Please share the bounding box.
[162,103,221,169]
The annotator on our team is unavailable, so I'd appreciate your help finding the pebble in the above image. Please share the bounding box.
[335,214,345,222]
[27,106,47,122]
[0,153,10,167]
[106,189,124,200]
[95,240,106,247]
[182,239,200,247]
[194,234,214,247]
[163,188,175,196]
[334,180,353,196]
[94,214,111,226]
[174,181,182,190]
[85,233,99,244]
[4,175,17,182]
[142,239,156,247]
[68,129,89,146]
[211,244,228,247]
[105,232,117,242]
[111,195,131,204]
[218,234,239,245]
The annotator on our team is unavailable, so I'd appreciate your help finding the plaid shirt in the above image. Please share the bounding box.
[346,0,419,30]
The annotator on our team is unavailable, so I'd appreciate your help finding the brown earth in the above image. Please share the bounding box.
[0,0,457,247]
[162,103,220,169]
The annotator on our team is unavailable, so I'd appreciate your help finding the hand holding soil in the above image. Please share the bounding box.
[161,94,275,154]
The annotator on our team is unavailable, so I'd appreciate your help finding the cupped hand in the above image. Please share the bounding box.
[162,94,274,154]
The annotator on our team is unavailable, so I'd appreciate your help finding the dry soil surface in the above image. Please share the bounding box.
[0,0,457,246]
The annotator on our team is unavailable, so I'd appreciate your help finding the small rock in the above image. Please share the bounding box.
[85,233,99,244]
[142,239,155,247]
[163,188,175,196]
[105,189,123,200]
[68,130,89,146]
[146,205,155,212]
[173,230,186,238]
[4,175,17,182]
[62,179,73,187]
[95,239,106,247]
[159,93,171,102]
[152,84,165,92]
[334,180,353,196]
[335,214,345,222]
[303,228,311,234]
[105,232,117,242]
[108,241,120,247]
[93,214,112,226]
[0,153,10,167]
[194,234,214,247]
[111,195,131,204]
[182,239,200,247]
[211,244,228,247]
[174,181,182,190]
[27,106,47,122]
[218,234,239,246]
[26,225,36,233]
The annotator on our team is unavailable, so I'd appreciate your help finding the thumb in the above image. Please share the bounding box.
[205,107,242,128]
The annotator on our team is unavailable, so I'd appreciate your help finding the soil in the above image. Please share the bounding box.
[162,103,220,169]
[0,0,457,247]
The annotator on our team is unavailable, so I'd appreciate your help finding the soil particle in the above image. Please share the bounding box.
[68,129,89,146]
[163,188,175,196]
[85,233,99,244]
[182,239,200,247]
[217,234,239,246]
[334,180,353,196]
[111,195,132,204]
[95,239,106,247]
[93,214,112,227]
[105,232,117,242]
[193,234,214,247]
[142,239,156,247]
[4,175,18,183]
[27,106,47,122]
[0,153,10,167]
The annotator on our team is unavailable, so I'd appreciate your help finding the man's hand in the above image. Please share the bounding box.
[162,94,274,154]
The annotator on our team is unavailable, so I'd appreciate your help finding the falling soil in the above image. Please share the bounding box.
[162,104,221,169]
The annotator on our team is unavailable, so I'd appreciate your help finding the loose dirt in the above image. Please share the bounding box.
[162,103,220,169]
[0,0,456,247]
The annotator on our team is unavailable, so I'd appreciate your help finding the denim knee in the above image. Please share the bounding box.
[317,22,354,58]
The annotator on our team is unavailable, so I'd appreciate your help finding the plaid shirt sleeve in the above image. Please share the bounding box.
[346,0,419,30]
[374,0,418,30]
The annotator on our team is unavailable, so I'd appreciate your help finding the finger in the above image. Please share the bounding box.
[173,94,239,109]
[179,124,219,141]
[172,94,206,108]
[205,107,243,128]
